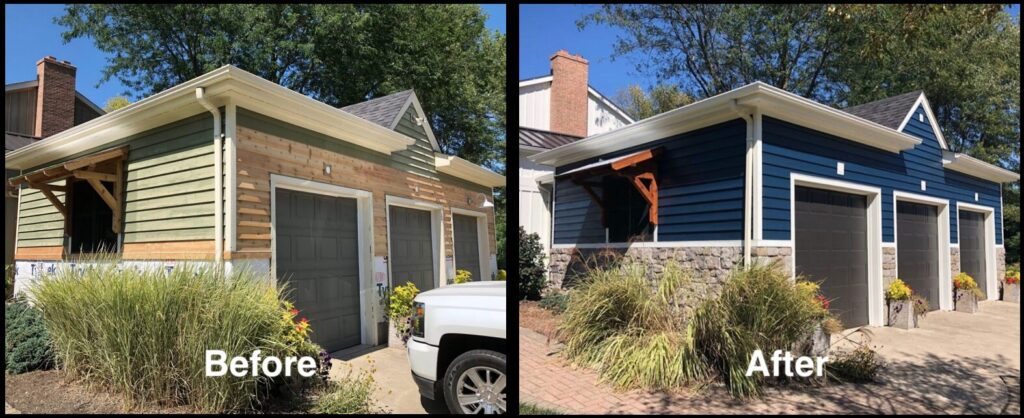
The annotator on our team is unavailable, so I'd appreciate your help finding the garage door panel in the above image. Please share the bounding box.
[897,201,940,311]
[454,214,482,282]
[276,188,361,353]
[959,210,987,299]
[796,186,869,328]
[389,206,435,292]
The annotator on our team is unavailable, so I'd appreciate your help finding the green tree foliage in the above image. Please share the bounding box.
[616,83,694,120]
[56,4,505,168]
[583,3,1020,264]
[102,95,131,112]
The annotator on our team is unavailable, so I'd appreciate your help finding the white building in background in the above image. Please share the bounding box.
[518,50,633,252]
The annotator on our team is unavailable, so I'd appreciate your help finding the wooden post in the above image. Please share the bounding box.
[113,157,124,234]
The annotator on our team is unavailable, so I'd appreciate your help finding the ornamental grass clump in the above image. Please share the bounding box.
[558,261,707,390]
[689,261,828,398]
[29,254,306,413]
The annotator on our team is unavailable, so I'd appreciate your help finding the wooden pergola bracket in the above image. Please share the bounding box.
[39,189,67,217]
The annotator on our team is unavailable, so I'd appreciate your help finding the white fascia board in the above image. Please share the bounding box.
[5,65,415,171]
[896,93,948,150]
[518,76,553,89]
[532,82,922,167]
[587,87,635,124]
[941,150,1020,183]
[435,153,506,188]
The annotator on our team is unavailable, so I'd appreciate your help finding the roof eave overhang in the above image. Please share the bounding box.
[434,153,506,188]
[942,150,1020,183]
[5,65,415,171]
[531,82,922,167]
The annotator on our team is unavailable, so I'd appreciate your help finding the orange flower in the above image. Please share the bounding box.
[289,308,300,316]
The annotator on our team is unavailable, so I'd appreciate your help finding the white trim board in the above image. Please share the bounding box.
[451,207,493,281]
[954,201,998,301]
[893,190,953,311]
[269,174,375,346]
[385,195,446,290]
[790,173,884,327]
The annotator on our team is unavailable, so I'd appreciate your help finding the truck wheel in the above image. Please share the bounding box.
[443,349,506,414]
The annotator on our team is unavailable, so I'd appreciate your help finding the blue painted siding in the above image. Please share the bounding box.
[762,103,1003,244]
[552,119,746,244]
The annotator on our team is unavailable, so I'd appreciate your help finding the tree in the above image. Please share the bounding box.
[583,4,1020,264]
[56,4,505,168]
[615,83,694,120]
[102,96,131,112]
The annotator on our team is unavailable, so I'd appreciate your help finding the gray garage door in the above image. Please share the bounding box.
[897,201,940,311]
[389,206,436,292]
[276,188,361,353]
[453,214,482,281]
[795,186,869,328]
[958,210,987,299]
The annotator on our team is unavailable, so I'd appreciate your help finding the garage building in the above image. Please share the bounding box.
[7,65,505,352]
[533,82,1018,328]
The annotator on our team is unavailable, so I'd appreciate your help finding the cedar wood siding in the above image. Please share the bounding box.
[552,118,747,244]
[761,103,1002,244]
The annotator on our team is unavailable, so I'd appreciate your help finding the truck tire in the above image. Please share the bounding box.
[443,349,507,414]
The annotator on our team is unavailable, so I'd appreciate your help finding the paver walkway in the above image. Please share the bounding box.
[521,301,1020,415]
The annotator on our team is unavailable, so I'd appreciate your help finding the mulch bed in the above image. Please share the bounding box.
[4,370,315,414]
[519,301,562,342]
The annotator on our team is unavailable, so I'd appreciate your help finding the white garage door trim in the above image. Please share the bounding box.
[451,207,492,281]
[385,195,445,289]
[893,190,953,311]
[955,201,997,301]
[790,173,884,327]
[270,173,374,346]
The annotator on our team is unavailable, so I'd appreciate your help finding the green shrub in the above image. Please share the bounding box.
[496,269,507,281]
[885,278,912,301]
[690,261,826,398]
[826,345,884,383]
[5,301,55,374]
[559,261,706,390]
[455,269,473,284]
[387,282,420,345]
[538,291,569,314]
[518,226,547,300]
[521,402,564,415]
[5,265,12,299]
[30,257,304,412]
[311,367,382,414]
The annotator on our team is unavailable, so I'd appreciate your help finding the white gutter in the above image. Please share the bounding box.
[196,87,223,264]
[731,100,755,266]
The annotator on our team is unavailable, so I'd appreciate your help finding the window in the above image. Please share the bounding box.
[68,180,117,253]
[603,175,654,242]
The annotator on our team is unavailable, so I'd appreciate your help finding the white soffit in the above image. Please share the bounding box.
[435,153,506,188]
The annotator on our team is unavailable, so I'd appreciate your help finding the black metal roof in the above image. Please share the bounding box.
[519,126,584,150]
[842,90,923,130]
[340,89,414,128]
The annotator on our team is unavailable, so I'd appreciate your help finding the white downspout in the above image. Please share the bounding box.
[196,87,223,264]
[731,100,754,266]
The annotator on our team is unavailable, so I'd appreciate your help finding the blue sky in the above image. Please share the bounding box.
[520,4,1021,103]
[5,4,506,107]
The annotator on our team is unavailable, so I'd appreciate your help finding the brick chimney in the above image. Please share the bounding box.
[34,56,77,138]
[548,50,589,137]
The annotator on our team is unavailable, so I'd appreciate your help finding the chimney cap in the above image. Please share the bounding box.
[36,56,75,69]
[550,50,588,64]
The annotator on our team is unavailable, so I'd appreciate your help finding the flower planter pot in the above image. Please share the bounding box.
[1002,283,1020,304]
[954,289,979,313]
[887,299,918,329]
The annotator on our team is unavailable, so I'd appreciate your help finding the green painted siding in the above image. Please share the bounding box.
[14,112,217,249]
[16,180,65,248]
[392,106,437,178]
[123,114,217,243]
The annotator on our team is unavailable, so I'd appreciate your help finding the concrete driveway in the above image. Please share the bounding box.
[521,300,1020,415]
[330,345,449,414]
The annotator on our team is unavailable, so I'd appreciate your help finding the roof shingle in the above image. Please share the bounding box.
[5,131,40,153]
[842,91,923,129]
[340,90,414,128]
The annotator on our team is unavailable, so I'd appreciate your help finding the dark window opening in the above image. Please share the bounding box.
[603,175,653,242]
[69,180,117,253]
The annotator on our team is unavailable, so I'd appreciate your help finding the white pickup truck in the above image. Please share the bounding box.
[407,281,507,414]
